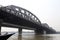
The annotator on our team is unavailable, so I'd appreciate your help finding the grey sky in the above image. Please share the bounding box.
[0,0,60,31]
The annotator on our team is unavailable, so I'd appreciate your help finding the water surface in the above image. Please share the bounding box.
[7,32,60,40]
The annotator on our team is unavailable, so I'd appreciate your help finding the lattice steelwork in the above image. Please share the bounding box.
[0,5,41,25]
[0,5,56,33]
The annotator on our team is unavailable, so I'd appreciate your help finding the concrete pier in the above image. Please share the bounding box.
[18,28,22,35]
[35,29,44,34]
[0,19,3,34]
[0,26,1,34]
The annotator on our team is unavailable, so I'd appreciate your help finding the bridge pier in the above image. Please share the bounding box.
[0,26,1,34]
[18,28,22,35]
[35,29,44,34]
[0,19,3,34]
[46,31,56,34]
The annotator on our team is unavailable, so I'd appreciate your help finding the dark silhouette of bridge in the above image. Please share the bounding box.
[0,5,56,34]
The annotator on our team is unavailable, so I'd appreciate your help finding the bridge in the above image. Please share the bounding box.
[0,5,56,34]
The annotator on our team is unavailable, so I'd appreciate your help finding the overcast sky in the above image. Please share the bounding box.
[0,0,60,31]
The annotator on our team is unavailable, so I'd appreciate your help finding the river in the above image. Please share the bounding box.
[7,32,60,40]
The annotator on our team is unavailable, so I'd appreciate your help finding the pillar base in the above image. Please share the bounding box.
[18,28,22,35]
[35,29,44,35]
[46,31,55,34]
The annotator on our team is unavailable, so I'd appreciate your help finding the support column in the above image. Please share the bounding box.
[0,19,3,35]
[35,29,44,34]
[18,28,22,35]
[0,26,1,35]
[46,29,53,34]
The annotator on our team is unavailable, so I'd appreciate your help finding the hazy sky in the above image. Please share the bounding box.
[0,0,60,31]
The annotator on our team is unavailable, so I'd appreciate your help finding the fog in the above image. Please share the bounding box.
[0,0,60,31]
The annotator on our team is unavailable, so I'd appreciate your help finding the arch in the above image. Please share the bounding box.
[5,5,41,25]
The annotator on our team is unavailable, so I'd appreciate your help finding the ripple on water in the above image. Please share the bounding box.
[7,33,60,40]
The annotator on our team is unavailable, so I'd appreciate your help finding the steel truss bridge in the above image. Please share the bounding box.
[0,5,56,34]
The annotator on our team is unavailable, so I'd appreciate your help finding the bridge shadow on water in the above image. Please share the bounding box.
[7,32,60,40]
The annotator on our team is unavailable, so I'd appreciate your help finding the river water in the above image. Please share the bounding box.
[7,32,60,40]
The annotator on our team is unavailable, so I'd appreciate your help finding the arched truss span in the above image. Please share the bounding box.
[1,5,41,25]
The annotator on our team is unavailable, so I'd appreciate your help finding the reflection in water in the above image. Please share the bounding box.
[8,32,60,40]
[18,35,22,40]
